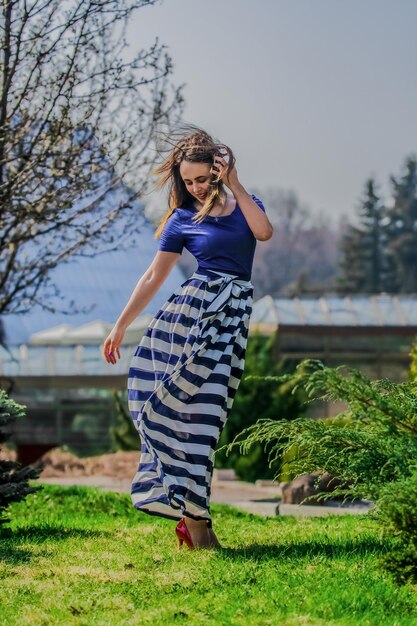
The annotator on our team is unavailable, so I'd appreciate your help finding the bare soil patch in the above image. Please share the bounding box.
[1,446,138,478]
[37,448,139,478]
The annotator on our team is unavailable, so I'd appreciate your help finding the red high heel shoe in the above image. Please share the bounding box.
[175,518,194,550]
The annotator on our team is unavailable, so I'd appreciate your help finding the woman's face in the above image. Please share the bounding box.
[179,160,213,203]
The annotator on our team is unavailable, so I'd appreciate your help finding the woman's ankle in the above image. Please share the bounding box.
[183,516,208,529]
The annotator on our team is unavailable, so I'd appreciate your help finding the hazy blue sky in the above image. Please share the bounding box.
[127,0,417,222]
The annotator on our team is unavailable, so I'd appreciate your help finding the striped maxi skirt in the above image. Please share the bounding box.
[127,268,253,526]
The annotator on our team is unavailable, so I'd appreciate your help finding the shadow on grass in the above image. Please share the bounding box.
[0,544,33,565]
[0,526,108,565]
[215,535,390,561]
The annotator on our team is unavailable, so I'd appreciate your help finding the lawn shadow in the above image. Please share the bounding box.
[216,535,390,561]
[0,526,109,565]
[0,544,33,565]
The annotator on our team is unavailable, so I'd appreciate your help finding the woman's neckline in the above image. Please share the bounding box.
[189,196,238,219]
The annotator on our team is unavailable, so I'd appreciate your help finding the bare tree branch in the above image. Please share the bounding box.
[0,0,185,316]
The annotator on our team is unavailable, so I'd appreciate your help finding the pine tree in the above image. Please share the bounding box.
[0,391,41,522]
[338,178,388,293]
[385,156,417,292]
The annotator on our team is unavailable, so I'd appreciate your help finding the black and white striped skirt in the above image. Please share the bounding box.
[127,269,253,526]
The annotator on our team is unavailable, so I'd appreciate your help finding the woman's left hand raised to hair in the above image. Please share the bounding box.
[212,152,273,240]
[211,154,240,193]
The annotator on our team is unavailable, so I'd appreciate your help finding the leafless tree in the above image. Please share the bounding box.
[251,187,342,297]
[0,0,184,315]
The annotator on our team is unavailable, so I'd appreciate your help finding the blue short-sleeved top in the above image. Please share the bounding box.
[158,195,266,281]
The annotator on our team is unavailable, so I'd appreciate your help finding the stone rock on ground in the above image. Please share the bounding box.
[0,445,17,461]
[281,471,354,505]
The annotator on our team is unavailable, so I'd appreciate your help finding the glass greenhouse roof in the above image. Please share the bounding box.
[2,216,185,346]
[251,295,417,327]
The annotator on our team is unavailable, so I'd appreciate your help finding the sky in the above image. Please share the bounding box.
[126,0,417,223]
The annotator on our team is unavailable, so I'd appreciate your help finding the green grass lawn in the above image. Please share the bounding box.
[0,485,416,626]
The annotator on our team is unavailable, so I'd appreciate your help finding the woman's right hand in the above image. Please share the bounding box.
[103,324,125,365]
[101,252,180,366]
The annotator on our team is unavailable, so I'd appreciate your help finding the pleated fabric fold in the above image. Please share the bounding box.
[127,269,253,525]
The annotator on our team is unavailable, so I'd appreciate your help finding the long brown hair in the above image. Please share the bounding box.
[152,124,236,239]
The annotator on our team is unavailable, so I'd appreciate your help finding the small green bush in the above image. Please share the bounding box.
[0,390,41,522]
[221,359,417,583]
[110,390,141,452]
[376,472,417,583]
[410,340,417,381]
[215,332,304,481]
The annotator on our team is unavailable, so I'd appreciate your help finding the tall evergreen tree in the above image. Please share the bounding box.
[385,157,417,293]
[338,178,387,293]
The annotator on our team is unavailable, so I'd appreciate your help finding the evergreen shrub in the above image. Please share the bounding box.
[0,390,41,522]
[215,332,304,481]
[221,359,417,583]
[376,473,417,583]
[110,390,141,452]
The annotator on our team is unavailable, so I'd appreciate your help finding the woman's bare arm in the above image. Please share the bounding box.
[231,184,274,241]
[103,250,181,364]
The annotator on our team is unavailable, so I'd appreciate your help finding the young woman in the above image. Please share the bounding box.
[102,126,273,550]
